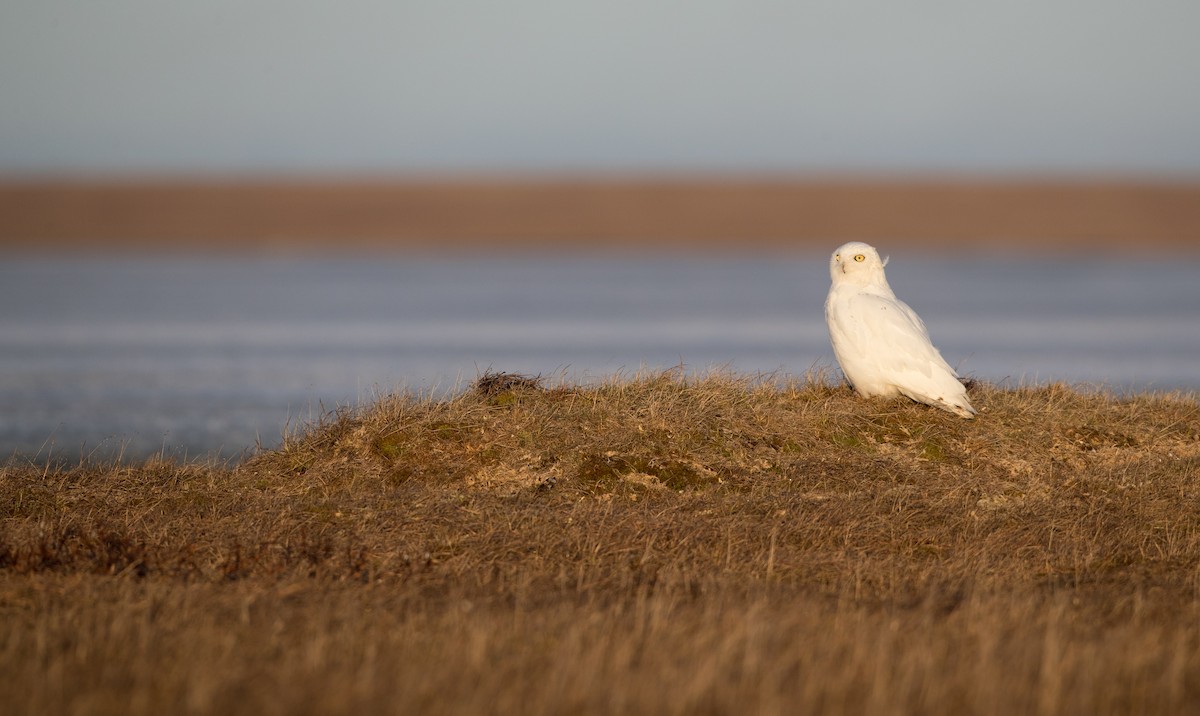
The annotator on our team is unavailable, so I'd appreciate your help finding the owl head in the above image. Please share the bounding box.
[830,241,890,286]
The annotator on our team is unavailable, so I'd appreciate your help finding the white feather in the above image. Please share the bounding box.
[824,242,976,418]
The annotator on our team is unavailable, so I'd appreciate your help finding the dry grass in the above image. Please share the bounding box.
[2,372,1199,715]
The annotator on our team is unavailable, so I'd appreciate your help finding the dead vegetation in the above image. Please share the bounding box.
[2,372,1199,715]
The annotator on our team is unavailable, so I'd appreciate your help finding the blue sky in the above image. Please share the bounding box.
[2,0,1198,175]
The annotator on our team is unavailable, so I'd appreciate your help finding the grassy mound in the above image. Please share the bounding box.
[2,373,1199,715]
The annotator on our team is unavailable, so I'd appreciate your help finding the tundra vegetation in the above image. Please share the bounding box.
[2,371,1199,715]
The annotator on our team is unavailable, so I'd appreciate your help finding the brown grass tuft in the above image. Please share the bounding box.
[473,370,544,396]
[2,373,1199,714]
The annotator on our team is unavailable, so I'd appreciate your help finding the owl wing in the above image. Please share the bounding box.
[831,291,962,389]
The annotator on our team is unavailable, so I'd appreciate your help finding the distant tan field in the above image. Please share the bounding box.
[3,373,1198,715]
[2,177,1199,252]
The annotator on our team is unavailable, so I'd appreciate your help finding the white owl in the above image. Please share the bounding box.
[824,241,976,418]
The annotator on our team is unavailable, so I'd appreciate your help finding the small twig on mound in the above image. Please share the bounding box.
[474,371,544,397]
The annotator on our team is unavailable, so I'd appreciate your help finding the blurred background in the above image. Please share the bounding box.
[2,0,1198,459]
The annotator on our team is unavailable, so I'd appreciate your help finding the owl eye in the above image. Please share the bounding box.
[854,254,865,263]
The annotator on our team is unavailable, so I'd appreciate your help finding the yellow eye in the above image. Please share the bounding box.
[854,254,865,263]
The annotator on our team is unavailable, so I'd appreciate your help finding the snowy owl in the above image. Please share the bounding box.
[824,242,976,418]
